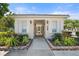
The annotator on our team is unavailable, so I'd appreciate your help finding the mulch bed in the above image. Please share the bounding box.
[45,39,79,50]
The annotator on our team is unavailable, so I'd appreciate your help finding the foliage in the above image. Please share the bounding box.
[0,31,29,47]
[5,37,18,47]
[0,3,9,19]
[53,39,62,46]
[64,20,73,29]
[52,33,63,41]
[0,37,6,46]
[63,37,77,46]
[5,16,15,28]
[62,31,71,37]
[52,33,78,46]
[0,3,14,32]
[0,31,15,37]
[15,34,29,45]
[76,32,79,36]
[64,19,79,29]
[22,36,29,45]
[0,16,14,31]
[0,36,18,47]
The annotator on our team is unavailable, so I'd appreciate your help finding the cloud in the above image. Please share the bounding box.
[51,5,79,19]
[15,7,27,14]
[51,11,71,15]
[69,13,79,19]
[51,11,79,19]
[14,6,35,14]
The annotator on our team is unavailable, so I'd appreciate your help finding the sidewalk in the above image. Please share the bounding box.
[27,38,54,56]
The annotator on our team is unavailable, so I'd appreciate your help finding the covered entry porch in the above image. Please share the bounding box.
[34,20,45,37]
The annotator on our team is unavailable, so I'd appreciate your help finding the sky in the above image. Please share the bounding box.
[9,3,79,19]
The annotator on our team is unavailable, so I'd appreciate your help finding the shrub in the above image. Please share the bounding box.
[62,31,71,37]
[5,37,18,47]
[0,32,29,47]
[0,31,15,37]
[0,37,6,46]
[15,34,29,45]
[51,32,78,46]
[52,33,63,41]
[76,32,79,36]
[53,39,62,46]
[63,37,77,46]
[22,36,29,45]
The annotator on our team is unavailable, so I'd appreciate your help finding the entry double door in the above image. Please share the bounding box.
[35,24,44,36]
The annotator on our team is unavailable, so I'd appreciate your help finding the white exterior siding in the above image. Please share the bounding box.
[14,14,69,39]
[27,20,34,39]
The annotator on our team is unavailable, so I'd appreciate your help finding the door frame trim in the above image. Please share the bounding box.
[34,20,45,37]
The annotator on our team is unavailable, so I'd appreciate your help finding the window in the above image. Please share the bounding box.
[21,20,27,34]
[52,29,56,32]
[52,21,57,32]
[22,28,26,34]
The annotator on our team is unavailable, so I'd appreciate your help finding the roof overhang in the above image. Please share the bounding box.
[13,14,70,18]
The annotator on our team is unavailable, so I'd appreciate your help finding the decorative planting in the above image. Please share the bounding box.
[0,31,30,47]
[51,32,79,46]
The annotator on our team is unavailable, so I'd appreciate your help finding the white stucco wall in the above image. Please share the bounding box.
[44,18,65,39]
[14,14,69,39]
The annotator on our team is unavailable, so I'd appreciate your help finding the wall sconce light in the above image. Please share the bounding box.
[30,20,32,24]
[47,20,48,24]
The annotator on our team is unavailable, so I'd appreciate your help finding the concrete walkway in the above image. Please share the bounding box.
[27,38,54,56]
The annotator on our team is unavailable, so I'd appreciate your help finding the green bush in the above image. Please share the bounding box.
[15,34,29,46]
[5,37,18,47]
[51,33,78,46]
[16,34,29,42]
[62,31,71,37]
[0,37,6,46]
[63,37,77,46]
[22,36,29,45]
[0,31,15,37]
[76,32,79,36]
[53,39,62,46]
[52,33,63,41]
[0,37,18,47]
[52,33,63,46]
[0,32,30,47]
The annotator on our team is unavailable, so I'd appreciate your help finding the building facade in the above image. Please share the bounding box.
[14,14,69,39]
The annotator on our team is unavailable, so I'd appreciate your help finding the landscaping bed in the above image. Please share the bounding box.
[46,39,79,50]
[46,32,79,50]
[0,31,33,51]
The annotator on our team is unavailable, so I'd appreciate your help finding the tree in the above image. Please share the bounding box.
[5,16,14,28]
[0,16,15,31]
[64,19,73,29]
[0,3,15,32]
[0,3,9,19]
[64,19,79,30]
